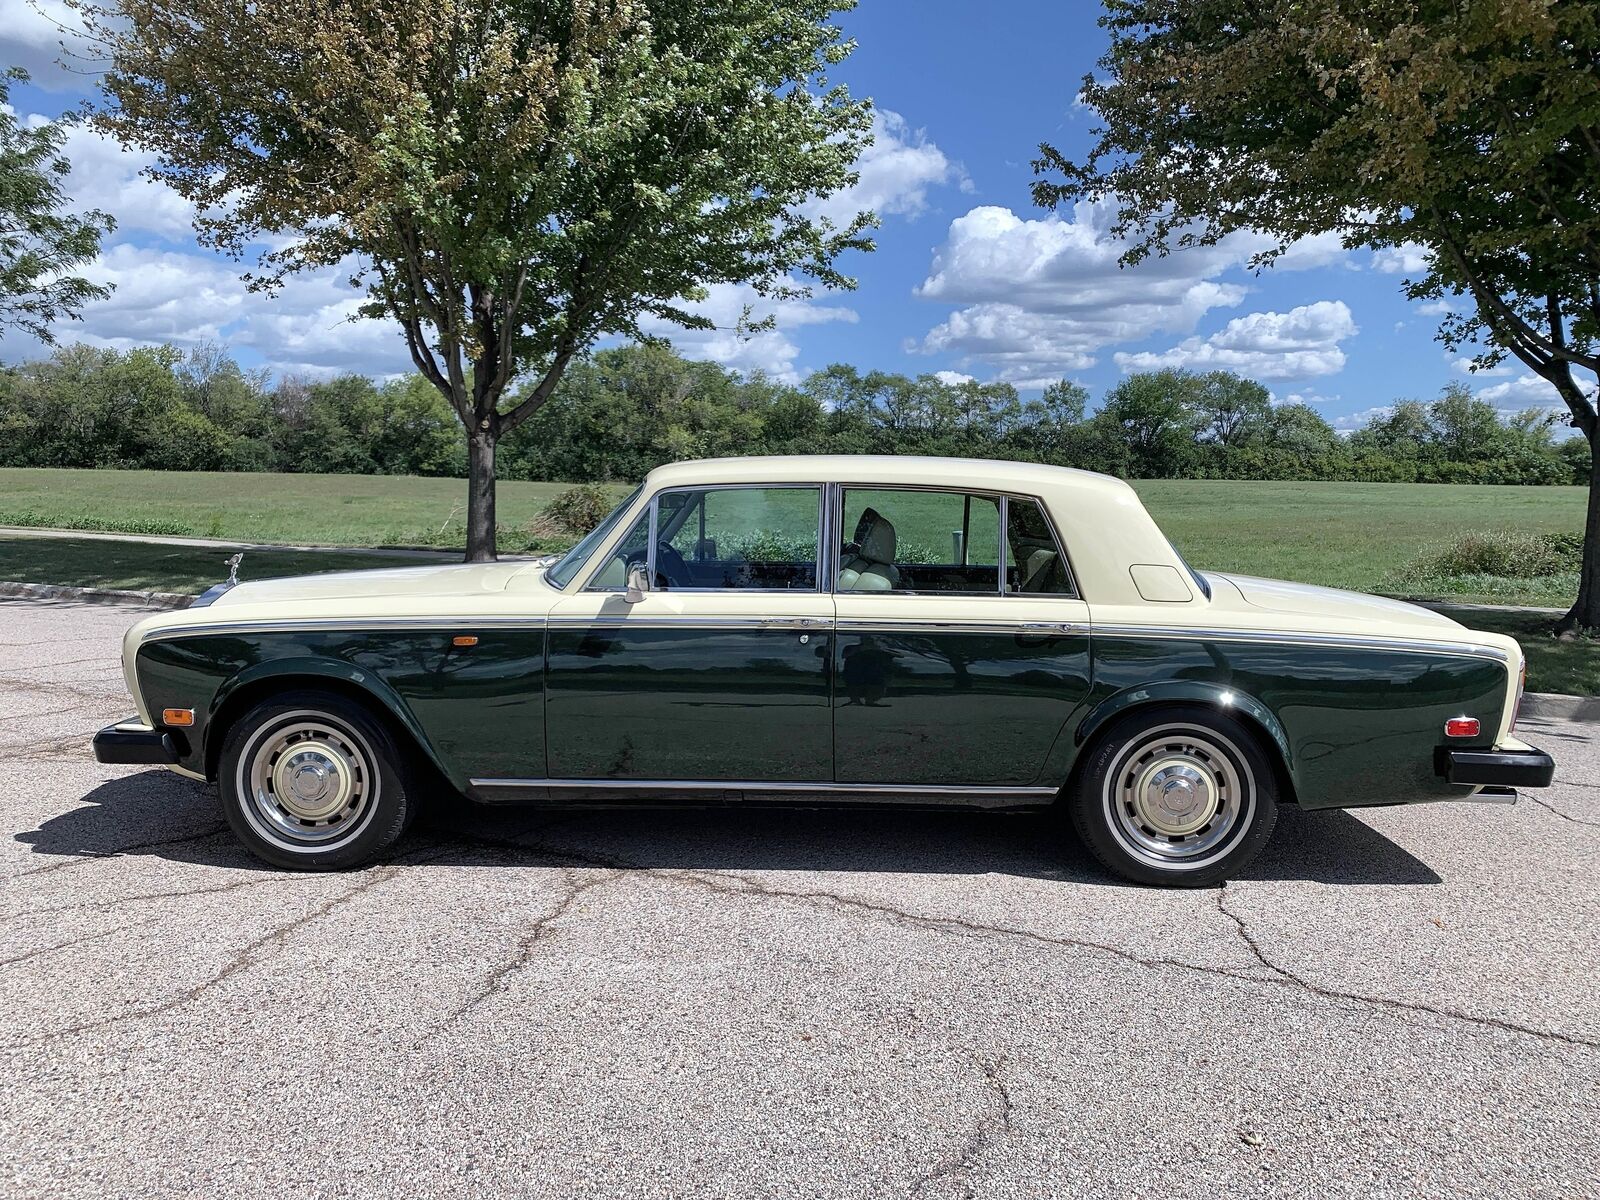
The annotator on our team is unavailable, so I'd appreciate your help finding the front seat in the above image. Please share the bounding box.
[838,509,900,591]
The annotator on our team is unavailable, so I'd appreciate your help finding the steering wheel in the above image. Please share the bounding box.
[625,542,692,589]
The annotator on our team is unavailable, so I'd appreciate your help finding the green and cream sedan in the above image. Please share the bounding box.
[93,456,1554,885]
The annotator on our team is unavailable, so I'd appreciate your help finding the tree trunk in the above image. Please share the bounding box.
[465,427,498,563]
[1559,429,1600,635]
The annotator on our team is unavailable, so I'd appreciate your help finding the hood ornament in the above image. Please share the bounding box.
[225,552,243,587]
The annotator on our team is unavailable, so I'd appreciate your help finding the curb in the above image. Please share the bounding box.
[1520,692,1600,724]
[0,580,192,610]
[0,525,459,560]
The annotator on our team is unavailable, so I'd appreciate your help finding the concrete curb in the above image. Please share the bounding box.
[0,525,458,560]
[1520,692,1600,724]
[0,580,192,609]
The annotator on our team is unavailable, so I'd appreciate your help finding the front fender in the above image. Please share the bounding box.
[205,655,460,788]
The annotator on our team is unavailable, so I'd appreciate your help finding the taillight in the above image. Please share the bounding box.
[1444,717,1480,738]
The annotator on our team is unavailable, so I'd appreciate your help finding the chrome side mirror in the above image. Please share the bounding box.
[625,561,650,603]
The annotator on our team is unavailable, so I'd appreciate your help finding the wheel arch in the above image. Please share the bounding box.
[203,658,459,789]
[1066,683,1299,806]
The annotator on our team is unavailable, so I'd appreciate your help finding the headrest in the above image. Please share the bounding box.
[853,508,897,564]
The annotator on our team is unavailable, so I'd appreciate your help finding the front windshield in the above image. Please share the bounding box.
[545,485,642,589]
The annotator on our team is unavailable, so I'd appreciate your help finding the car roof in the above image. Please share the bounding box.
[643,454,1137,501]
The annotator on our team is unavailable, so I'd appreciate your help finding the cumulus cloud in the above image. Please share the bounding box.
[1373,244,1431,275]
[911,200,1348,385]
[637,281,857,383]
[1277,390,1340,407]
[1332,405,1393,432]
[0,0,100,90]
[32,117,198,241]
[1112,301,1357,380]
[803,109,969,230]
[1474,373,1560,406]
[932,369,974,385]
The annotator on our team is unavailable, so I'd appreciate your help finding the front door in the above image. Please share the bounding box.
[545,484,834,786]
[831,487,1092,789]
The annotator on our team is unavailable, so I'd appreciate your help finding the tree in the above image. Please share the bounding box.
[1096,370,1202,477]
[1036,0,1600,633]
[1193,372,1271,448]
[82,0,873,559]
[0,69,113,342]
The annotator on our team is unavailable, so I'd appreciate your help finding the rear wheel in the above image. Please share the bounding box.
[1070,706,1278,887]
[218,690,415,870]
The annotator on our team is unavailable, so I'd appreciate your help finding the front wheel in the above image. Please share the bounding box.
[1070,706,1278,887]
[218,690,415,870]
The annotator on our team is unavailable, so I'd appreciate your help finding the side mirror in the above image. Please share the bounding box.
[625,561,650,603]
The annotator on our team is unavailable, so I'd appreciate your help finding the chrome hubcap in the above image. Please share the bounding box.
[1104,725,1252,869]
[240,714,377,850]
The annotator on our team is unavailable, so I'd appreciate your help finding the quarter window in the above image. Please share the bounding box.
[1005,497,1075,595]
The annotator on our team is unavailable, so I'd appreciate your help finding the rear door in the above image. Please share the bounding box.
[831,486,1091,789]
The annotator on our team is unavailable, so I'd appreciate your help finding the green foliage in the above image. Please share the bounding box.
[0,70,114,342]
[0,509,196,537]
[1388,529,1584,600]
[0,341,1587,489]
[532,483,617,537]
[722,529,820,562]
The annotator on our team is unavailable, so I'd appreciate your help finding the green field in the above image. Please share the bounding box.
[0,467,1588,602]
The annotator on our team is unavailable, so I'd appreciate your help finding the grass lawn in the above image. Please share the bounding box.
[0,467,1588,606]
[0,535,455,595]
[0,467,617,550]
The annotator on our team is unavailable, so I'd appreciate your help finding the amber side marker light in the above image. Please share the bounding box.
[162,708,194,727]
[452,635,479,647]
[1444,717,1480,738]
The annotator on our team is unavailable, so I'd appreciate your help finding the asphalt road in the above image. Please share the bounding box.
[2,597,1596,1199]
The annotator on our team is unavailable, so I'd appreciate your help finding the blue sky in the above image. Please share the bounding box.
[0,0,1563,428]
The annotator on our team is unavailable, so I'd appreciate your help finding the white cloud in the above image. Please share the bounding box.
[1474,373,1559,406]
[1417,299,1454,316]
[803,108,969,230]
[1373,244,1431,275]
[1112,301,1358,380]
[1332,405,1392,432]
[0,0,100,90]
[1277,390,1340,407]
[911,199,1349,385]
[640,281,857,383]
[932,369,973,385]
[6,240,411,377]
[23,114,198,240]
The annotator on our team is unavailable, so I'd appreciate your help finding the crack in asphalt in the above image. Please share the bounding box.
[3,872,290,924]
[419,866,624,1040]
[1526,794,1600,827]
[0,917,158,968]
[1212,883,1597,1049]
[444,829,1599,1051]
[905,1055,1013,1199]
[0,852,448,1052]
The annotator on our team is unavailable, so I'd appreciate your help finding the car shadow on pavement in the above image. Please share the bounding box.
[18,770,1441,886]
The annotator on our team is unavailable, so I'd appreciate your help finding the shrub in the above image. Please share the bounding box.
[1415,529,1581,578]
[528,483,615,538]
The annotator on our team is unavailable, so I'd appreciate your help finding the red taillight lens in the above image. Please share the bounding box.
[1445,717,1480,739]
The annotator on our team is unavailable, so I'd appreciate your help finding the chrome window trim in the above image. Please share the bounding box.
[588,481,826,595]
[828,482,1082,601]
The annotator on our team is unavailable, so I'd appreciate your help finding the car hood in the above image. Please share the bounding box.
[208,560,536,608]
[1205,572,1465,634]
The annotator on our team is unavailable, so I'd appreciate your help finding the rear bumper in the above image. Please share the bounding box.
[1444,744,1555,789]
[92,720,179,765]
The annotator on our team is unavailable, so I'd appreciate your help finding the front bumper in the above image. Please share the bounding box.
[1444,740,1555,790]
[92,719,179,765]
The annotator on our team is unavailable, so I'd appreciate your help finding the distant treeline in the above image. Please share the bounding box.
[0,341,1588,486]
